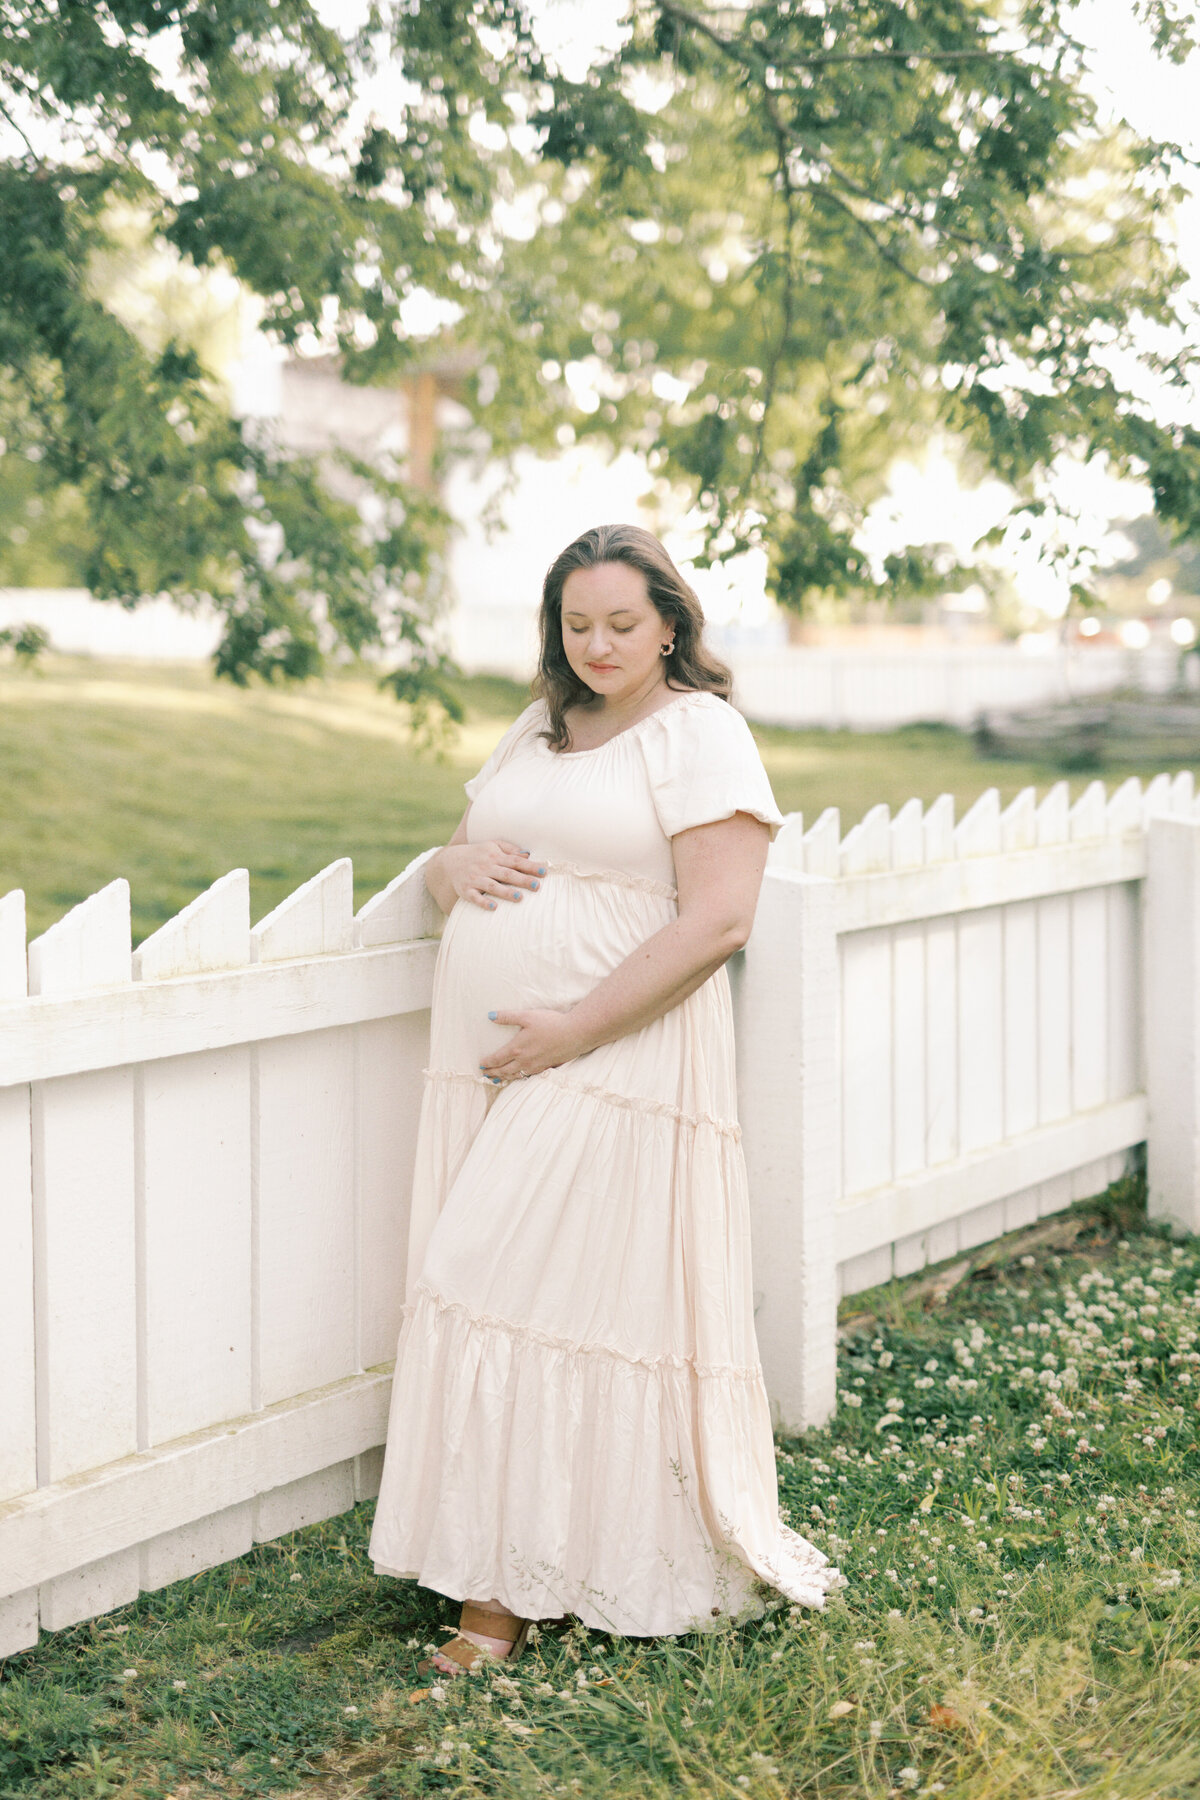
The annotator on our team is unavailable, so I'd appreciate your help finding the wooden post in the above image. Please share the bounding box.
[1145,815,1200,1235]
[0,890,37,1657]
[734,868,839,1434]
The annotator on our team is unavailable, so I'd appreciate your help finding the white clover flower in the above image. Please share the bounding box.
[898,1765,920,1786]
[869,1719,883,1738]
[121,1669,138,1680]
[878,1350,894,1368]
[343,1704,358,1716]
[429,1684,447,1702]
[289,1572,303,1583]
[172,1679,187,1691]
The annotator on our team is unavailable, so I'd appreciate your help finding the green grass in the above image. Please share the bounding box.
[3,658,1197,946]
[3,1174,1198,1800]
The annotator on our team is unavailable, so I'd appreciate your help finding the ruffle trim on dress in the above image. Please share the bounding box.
[421,1065,742,1141]
[407,1282,764,1381]
[545,859,678,900]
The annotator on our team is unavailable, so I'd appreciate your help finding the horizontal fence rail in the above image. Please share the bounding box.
[6,773,1200,1654]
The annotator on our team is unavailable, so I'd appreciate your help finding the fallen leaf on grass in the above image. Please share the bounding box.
[928,1703,969,1732]
[828,1699,856,1719]
[408,1689,430,1705]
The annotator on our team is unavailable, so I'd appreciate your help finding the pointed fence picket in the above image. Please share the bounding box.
[6,772,1200,1653]
[132,870,255,1594]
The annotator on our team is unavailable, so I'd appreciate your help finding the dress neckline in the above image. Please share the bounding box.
[543,689,708,759]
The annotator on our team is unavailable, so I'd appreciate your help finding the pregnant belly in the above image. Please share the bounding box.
[429,868,676,1073]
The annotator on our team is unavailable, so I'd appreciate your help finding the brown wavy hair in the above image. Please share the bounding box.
[533,523,732,751]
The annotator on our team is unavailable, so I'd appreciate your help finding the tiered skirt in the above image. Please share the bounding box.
[367,864,841,1634]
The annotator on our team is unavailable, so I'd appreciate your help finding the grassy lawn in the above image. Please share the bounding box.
[3,1174,1198,1799]
[4,656,1198,945]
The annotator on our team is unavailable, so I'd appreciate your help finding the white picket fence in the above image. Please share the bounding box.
[0,853,441,1659]
[726,641,1180,730]
[446,603,1178,729]
[4,773,1200,1656]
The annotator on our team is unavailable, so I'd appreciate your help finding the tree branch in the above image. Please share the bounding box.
[808,183,939,290]
[652,2,1008,74]
[0,89,37,158]
[736,83,799,514]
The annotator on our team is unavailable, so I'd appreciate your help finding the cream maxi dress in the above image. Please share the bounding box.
[368,688,842,1635]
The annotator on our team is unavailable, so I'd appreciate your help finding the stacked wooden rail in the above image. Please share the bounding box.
[5,771,1200,1655]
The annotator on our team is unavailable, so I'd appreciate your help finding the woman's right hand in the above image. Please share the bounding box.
[438,840,546,912]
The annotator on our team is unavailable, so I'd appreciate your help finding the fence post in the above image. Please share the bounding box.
[1145,816,1200,1236]
[734,868,839,1435]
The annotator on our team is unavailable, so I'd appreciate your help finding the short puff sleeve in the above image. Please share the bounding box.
[463,700,545,802]
[640,693,784,840]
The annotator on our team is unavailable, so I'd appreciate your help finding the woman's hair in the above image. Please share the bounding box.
[533,523,732,750]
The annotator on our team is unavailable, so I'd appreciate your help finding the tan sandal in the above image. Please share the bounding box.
[420,1602,533,1676]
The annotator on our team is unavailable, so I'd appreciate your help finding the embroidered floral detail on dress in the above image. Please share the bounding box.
[407,1283,763,1381]
[544,860,678,900]
[421,1066,741,1140]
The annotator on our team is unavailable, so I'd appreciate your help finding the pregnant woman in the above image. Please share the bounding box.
[369,523,841,1671]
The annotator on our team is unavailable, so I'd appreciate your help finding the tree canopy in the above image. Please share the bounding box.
[1,0,1198,699]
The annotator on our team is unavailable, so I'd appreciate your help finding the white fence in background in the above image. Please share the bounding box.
[4,776,1200,1656]
[0,588,223,660]
[727,641,1179,730]
[447,603,1178,730]
[2,589,1180,729]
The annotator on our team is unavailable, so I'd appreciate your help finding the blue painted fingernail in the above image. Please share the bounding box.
[488,901,497,910]
[531,879,539,890]
[538,866,546,875]
[490,1076,501,1085]
[487,1011,497,1020]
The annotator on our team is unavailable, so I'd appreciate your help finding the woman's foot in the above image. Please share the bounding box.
[430,1601,527,1677]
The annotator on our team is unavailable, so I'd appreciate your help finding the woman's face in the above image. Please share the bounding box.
[559,561,674,702]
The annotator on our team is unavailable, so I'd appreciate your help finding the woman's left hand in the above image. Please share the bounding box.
[479,1008,584,1084]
